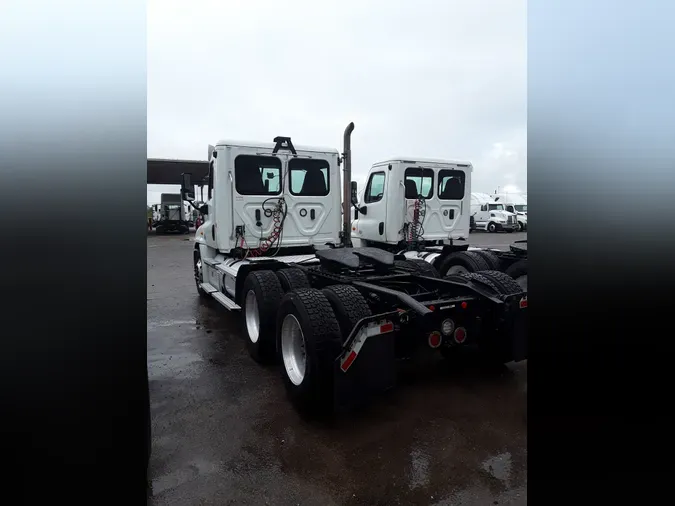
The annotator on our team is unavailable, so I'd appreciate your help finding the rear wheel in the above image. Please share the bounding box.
[277,289,343,414]
[322,285,372,339]
[474,270,524,295]
[242,270,284,363]
[473,250,502,271]
[505,260,528,291]
[394,259,440,278]
[439,251,491,277]
[277,267,310,292]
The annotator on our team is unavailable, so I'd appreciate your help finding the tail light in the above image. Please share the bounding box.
[428,331,442,348]
[454,327,467,344]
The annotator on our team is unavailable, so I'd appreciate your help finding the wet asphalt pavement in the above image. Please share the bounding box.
[147,231,527,505]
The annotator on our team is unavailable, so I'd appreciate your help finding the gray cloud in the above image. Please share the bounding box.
[148,0,526,203]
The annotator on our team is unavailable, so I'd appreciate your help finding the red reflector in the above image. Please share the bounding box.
[428,305,435,311]
[461,301,468,309]
[341,351,357,372]
[519,297,528,309]
[454,327,467,344]
[428,331,442,348]
[380,322,394,333]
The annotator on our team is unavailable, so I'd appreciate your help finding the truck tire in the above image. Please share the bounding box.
[242,270,284,363]
[193,249,208,298]
[505,259,527,291]
[487,222,497,233]
[322,285,372,339]
[276,288,343,413]
[394,259,440,278]
[473,250,502,271]
[475,270,523,295]
[439,251,491,277]
[277,267,310,292]
[457,271,503,296]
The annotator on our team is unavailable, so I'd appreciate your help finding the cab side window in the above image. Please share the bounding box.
[365,172,386,203]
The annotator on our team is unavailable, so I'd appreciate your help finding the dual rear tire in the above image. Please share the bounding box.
[241,268,370,413]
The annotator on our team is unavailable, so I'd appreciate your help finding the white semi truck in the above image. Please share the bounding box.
[350,163,528,289]
[469,193,519,233]
[180,123,528,414]
[493,193,527,231]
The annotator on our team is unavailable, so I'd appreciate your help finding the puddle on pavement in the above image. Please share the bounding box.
[408,446,431,489]
[148,350,204,380]
[481,452,512,482]
[147,319,197,331]
[151,458,222,496]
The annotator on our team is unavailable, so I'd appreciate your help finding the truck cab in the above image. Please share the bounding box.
[195,138,342,255]
[351,158,472,249]
[470,193,519,233]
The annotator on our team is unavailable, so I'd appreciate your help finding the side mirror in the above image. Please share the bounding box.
[350,181,358,205]
[181,173,195,201]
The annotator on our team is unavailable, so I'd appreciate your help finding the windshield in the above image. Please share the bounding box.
[515,205,527,212]
[488,203,504,211]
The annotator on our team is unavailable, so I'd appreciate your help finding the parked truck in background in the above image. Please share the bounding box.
[350,159,528,288]
[469,193,519,233]
[155,193,191,234]
[493,193,527,231]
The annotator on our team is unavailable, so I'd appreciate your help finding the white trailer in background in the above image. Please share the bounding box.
[493,193,527,231]
[469,193,519,233]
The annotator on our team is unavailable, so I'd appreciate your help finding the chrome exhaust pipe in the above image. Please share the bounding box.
[342,122,355,247]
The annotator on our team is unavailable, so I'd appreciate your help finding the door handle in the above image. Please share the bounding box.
[255,209,262,227]
[310,209,315,220]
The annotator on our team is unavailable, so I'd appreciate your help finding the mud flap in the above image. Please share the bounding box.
[333,316,397,412]
[511,296,528,362]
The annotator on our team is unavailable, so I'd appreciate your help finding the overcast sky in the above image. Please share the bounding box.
[147,0,526,205]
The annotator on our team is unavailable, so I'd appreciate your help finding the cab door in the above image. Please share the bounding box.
[282,154,339,247]
[355,169,388,243]
[230,148,285,249]
[437,168,468,235]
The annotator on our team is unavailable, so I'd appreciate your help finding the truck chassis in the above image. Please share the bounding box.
[194,244,527,414]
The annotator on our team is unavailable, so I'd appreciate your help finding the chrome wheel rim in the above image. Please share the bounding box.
[447,265,469,275]
[245,290,260,343]
[195,257,203,285]
[281,314,306,386]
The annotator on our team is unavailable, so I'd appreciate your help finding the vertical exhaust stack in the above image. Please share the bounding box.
[342,122,355,247]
